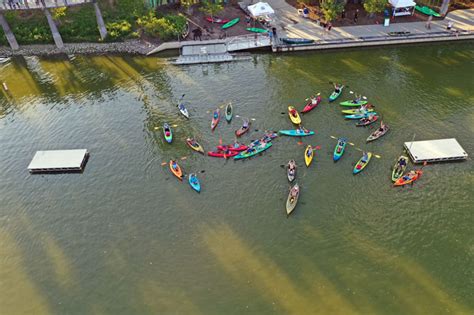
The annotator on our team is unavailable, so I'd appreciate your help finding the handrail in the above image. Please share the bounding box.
[0,0,92,11]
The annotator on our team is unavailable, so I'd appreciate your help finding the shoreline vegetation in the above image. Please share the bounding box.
[0,0,472,57]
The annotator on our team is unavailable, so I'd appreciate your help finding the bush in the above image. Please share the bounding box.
[320,0,345,21]
[0,12,52,45]
[364,0,388,16]
[137,12,186,41]
[106,20,138,41]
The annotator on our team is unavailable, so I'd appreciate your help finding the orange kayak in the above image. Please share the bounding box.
[394,170,422,186]
[169,160,183,180]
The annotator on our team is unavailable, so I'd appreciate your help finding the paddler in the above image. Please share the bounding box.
[333,83,341,93]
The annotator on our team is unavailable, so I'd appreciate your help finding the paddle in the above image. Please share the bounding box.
[330,135,355,146]
[235,114,256,121]
[354,147,381,158]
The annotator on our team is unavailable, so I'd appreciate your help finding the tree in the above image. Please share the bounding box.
[199,0,224,21]
[320,0,344,22]
[363,0,388,17]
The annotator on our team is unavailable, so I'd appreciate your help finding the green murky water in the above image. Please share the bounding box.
[0,43,473,314]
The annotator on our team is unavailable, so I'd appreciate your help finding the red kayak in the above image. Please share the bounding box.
[211,108,220,131]
[394,170,423,186]
[207,150,239,158]
[301,95,321,113]
[205,17,230,24]
[217,144,248,152]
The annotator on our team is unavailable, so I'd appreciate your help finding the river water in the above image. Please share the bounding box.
[0,43,473,314]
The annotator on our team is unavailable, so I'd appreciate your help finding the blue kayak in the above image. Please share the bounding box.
[279,129,315,137]
[345,112,377,119]
[188,173,201,193]
[281,37,314,45]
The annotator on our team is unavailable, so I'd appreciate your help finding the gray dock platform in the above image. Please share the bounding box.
[404,138,468,163]
[28,149,89,173]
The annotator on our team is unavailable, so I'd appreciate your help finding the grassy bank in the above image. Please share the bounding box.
[0,0,185,45]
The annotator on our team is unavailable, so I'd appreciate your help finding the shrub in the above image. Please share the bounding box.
[364,0,388,16]
[106,20,137,41]
[320,0,345,21]
[137,12,186,41]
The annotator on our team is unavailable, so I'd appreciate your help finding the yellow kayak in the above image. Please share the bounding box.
[288,106,302,125]
[304,145,314,167]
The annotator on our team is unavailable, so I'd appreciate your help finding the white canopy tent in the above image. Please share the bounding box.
[389,0,416,16]
[247,2,275,17]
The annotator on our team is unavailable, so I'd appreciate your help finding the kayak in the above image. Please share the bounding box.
[356,115,379,126]
[235,119,250,137]
[333,137,347,162]
[394,170,423,186]
[163,123,172,143]
[388,31,411,37]
[207,150,239,158]
[288,106,302,125]
[415,5,441,17]
[225,103,233,122]
[329,85,344,102]
[234,142,272,160]
[340,100,368,107]
[169,160,183,180]
[217,143,248,152]
[287,160,297,182]
[353,152,372,175]
[205,16,230,24]
[186,138,204,153]
[391,155,408,182]
[304,145,314,167]
[281,38,314,45]
[279,129,315,137]
[222,18,240,29]
[286,183,300,216]
[367,124,389,142]
[345,112,377,119]
[188,173,201,192]
[246,27,267,33]
[177,102,189,119]
[301,95,321,113]
[211,108,220,131]
[341,108,374,115]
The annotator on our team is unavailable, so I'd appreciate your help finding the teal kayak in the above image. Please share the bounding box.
[415,5,441,17]
[222,18,240,29]
[340,100,368,107]
[345,112,377,119]
[333,138,347,162]
[163,123,172,143]
[329,85,344,102]
[246,27,267,33]
[234,142,272,160]
[188,173,201,193]
[279,129,315,137]
[225,102,233,122]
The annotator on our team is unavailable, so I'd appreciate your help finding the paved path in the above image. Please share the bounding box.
[1,0,90,11]
[265,0,474,43]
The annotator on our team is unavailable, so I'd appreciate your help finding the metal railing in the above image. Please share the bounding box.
[276,30,473,48]
[0,0,92,11]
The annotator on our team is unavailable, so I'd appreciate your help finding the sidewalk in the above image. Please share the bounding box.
[266,0,474,44]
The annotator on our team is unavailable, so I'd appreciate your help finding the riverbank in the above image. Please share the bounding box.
[0,39,155,57]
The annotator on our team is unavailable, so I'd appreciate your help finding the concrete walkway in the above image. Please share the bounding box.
[266,0,474,44]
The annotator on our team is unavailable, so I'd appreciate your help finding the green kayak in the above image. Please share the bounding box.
[340,100,368,107]
[222,18,240,29]
[415,5,441,17]
[234,142,272,160]
[246,27,267,33]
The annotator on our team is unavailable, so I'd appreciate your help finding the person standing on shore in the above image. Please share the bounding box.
[447,21,453,31]
[425,15,432,29]
[341,9,346,19]
[354,9,359,24]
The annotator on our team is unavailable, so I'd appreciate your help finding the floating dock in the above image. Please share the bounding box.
[404,138,468,163]
[28,149,89,173]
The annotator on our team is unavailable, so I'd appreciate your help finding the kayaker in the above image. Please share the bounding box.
[307,147,313,156]
[353,94,361,103]
[398,158,407,167]
[171,160,178,170]
[334,83,341,93]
